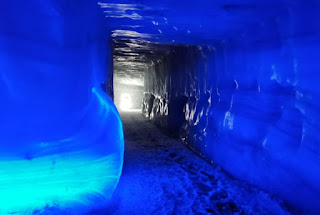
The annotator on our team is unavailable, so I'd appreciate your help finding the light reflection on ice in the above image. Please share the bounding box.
[112,30,152,38]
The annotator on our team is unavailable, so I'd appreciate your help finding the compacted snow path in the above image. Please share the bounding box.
[98,112,296,215]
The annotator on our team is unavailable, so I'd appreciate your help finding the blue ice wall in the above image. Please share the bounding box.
[143,34,320,214]
[0,1,123,214]
[207,38,320,214]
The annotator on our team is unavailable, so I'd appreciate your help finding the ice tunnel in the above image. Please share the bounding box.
[1,0,320,214]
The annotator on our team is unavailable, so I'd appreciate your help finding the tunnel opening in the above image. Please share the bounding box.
[111,39,215,136]
[112,39,146,112]
[112,39,180,115]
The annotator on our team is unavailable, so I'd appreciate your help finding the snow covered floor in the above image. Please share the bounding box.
[98,111,297,215]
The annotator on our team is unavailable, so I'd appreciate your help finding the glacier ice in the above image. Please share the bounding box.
[0,1,123,214]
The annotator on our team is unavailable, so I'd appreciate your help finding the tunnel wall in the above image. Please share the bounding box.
[143,37,320,213]
[0,0,111,143]
[0,1,124,214]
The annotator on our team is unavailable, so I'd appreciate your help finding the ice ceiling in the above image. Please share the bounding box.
[100,0,296,44]
[104,0,316,85]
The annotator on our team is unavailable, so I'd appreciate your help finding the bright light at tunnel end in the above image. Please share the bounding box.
[120,93,133,111]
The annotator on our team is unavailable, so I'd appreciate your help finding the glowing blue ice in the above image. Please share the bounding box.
[0,1,123,214]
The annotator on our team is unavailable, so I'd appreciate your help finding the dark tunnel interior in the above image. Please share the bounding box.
[1,0,320,214]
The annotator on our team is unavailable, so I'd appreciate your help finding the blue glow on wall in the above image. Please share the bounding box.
[0,1,123,214]
[0,86,124,214]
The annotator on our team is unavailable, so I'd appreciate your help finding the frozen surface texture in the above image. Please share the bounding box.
[101,112,297,215]
[0,1,123,214]
[143,42,320,214]
[128,3,320,213]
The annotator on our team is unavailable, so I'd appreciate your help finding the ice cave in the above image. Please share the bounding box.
[0,0,320,214]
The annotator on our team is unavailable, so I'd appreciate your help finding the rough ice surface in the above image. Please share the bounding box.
[142,43,320,213]
[102,112,296,215]
[107,0,320,214]
[0,1,123,214]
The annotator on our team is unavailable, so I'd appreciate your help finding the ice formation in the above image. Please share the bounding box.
[0,1,123,214]
[109,1,320,214]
